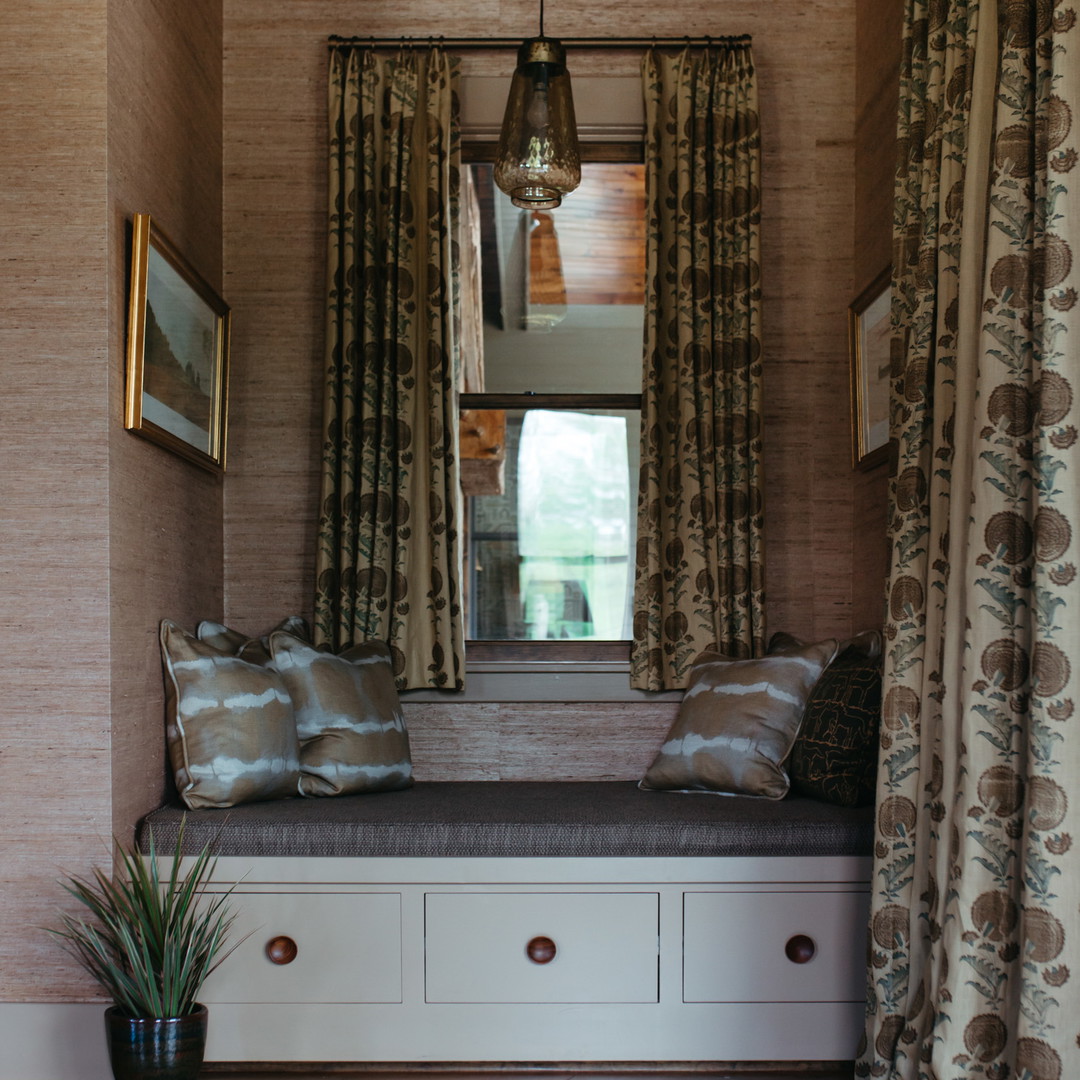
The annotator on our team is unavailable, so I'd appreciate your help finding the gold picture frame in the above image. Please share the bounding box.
[848,267,891,470]
[125,213,230,472]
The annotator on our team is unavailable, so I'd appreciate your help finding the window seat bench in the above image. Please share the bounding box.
[139,781,873,1068]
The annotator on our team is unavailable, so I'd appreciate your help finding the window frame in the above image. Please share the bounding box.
[460,141,645,669]
[461,394,641,665]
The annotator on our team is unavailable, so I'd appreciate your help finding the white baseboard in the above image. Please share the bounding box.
[0,1003,111,1080]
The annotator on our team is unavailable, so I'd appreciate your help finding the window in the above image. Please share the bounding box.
[461,155,645,662]
[468,406,637,641]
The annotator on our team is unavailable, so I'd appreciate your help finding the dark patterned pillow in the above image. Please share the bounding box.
[770,630,882,806]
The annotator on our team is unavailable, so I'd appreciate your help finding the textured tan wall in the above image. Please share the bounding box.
[850,0,904,630]
[0,0,224,1002]
[0,0,890,1010]
[855,0,904,291]
[222,0,860,642]
[220,0,865,779]
[406,702,680,781]
[0,0,113,1004]
[107,0,225,846]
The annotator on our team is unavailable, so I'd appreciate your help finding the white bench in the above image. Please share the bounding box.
[141,781,872,1066]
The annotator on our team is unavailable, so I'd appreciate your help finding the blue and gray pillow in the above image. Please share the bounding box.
[160,620,302,809]
[640,638,840,799]
[269,632,413,798]
[197,615,311,665]
[161,618,412,807]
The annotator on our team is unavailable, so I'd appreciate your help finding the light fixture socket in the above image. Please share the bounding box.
[516,36,566,67]
[493,35,581,210]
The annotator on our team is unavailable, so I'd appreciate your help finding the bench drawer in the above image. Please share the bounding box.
[425,892,659,1003]
[201,891,402,1004]
[683,890,868,1003]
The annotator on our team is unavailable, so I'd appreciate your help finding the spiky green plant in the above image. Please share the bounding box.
[47,823,241,1019]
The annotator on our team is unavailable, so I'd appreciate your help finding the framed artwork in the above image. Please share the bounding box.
[124,213,230,472]
[848,267,891,470]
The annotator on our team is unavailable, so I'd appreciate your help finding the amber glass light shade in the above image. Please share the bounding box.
[493,37,581,210]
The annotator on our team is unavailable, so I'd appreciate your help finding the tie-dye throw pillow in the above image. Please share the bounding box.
[269,632,413,798]
[639,638,840,798]
[197,615,311,665]
[160,620,302,809]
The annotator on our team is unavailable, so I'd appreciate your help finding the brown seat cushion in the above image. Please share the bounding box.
[140,781,875,859]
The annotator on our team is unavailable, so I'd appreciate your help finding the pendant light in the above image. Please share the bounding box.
[493,1,581,210]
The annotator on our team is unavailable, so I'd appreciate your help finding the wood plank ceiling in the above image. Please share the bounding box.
[474,161,646,325]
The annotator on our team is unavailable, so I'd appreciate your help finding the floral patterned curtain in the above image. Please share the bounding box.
[859,1,1079,1076]
[314,46,464,690]
[630,44,765,691]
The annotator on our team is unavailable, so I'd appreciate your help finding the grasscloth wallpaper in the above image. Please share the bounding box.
[853,0,902,624]
[0,0,896,1003]
[222,0,883,654]
[0,0,224,1001]
[0,0,112,1003]
[107,0,225,850]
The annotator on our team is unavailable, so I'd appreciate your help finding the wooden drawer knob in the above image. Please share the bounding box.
[526,935,557,964]
[266,935,298,965]
[785,934,816,964]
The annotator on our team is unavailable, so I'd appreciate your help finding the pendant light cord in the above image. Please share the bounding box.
[539,0,545,37]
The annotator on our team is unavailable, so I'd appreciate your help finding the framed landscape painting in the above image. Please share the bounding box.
[848,267,891,470]
[124,213,230,471]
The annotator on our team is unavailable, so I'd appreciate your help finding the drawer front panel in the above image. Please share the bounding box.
[425,892,658,1003]
[201,891,401,1004]
[683,890,869,1003]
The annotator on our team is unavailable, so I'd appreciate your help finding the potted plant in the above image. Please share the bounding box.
[47,823,241,1080]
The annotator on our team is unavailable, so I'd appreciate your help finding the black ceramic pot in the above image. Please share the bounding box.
[105,1003,208,1080]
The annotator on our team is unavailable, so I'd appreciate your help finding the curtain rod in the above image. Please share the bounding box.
[327,34,751,50]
